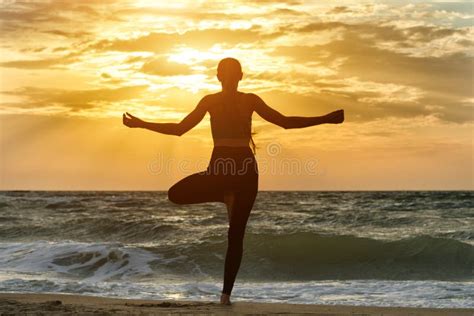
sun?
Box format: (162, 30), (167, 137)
(168, 47), (218, 66)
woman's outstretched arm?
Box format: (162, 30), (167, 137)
(251, 93), (344, 129)
(123, 96), (209, 136)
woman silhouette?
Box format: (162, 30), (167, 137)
(123, 57), (344, 305)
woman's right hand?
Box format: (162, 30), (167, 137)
(123, 112), (145, 128)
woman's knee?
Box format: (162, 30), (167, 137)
(168, 184), (184, 204)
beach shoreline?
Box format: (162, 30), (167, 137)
(0, 293), (471, 315)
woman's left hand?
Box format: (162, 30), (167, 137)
(325, 109), (344, 124)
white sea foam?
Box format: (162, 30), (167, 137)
(0, 241), (161, 282)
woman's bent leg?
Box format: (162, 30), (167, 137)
(168, 172), (223, 204)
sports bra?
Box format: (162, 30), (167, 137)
(207, 92), (253, 147)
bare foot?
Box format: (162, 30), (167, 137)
(220, 293), (231, 305)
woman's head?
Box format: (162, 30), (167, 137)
(217, 58), (242, 90)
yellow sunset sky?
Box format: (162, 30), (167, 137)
(0, 0), (473, 190)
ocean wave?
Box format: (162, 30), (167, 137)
(0, 217), (182, 244)
(0, 242), (162, 282)
(172, 232), (474, 281)
(1, 233), (471, 283)
(1, 191), (473, 247)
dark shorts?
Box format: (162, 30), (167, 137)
(168, 146), (258, 204)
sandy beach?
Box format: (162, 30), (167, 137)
(0, 293), (471, 315)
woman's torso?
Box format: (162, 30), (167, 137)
(207, 91), (253, 148)
(203, 91), (258, 181)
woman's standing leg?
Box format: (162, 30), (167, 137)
(220, 191), (235, 305)
(221, 187), (257, 301)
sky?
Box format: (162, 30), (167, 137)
(0, 0), (473, 190)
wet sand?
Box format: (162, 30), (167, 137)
(0, 293), (472, 315)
